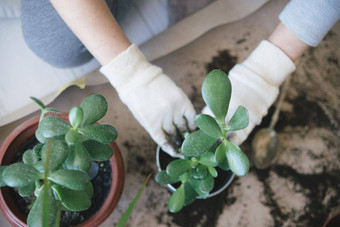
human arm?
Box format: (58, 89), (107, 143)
(50, 0), (196, 156)
(204, 0), (340, 145)
(49, 0), (130, 65)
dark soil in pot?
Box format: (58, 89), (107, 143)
(6, 135), (113, 227)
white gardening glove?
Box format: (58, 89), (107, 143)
(203, 40), (296, 145)
(100, 44), (196, 157)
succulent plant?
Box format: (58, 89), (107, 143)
(155, 70), (250, 213)
(0, 94), (117, 226)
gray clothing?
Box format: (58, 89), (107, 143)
(280, 0), (340, 46)
(20, 0), (133, 68)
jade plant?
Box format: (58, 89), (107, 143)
(0, 94), (118, 226)
(155, 70), (250, 213)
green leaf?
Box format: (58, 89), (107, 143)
(202, 70), (231, 122)
(208, 166), (218, 178)
(23, 149), (39, 165)
(33, 162), (45, 173)
(0, 166), (7, 187)
(51, 184), (91, 212)
(78, 124), (118, 144)
(35, 128), (47, 143)
(48, 169), (89, 191)
(30, 96), (45, 110)
(65, 129), (81, 145)
(218, 157), (230, 171)
(18, 183), (35, 196)
(33, 144), (43, 158)
(183, 182), (197, 206)
(155, 170), (179, 185)
(226, 142), (249, 176)
(2, 163), (42, 187)
(182, 130), (217, 157)
(39, 115), (71, 138)
(198, 151), (219, 167)
(215, 142), (227, 163)
(226, 106), (249, 131)
(80, 94), (108, 125)
(194, 114), (223, 139)
(63, 144), (92, 173)
(41, 138), (69, 171)
(192, 165), (208, 179)
(43, 108), (61, 114)
(69, 106), (84, 128)
(166, 159), (192, 179)
(27, 185), (58, 227)
(168, 183), (185, 213)
(117, 173), (152, 227)
(83, 140), (114, 161)
(190, 174), (214, 199)
(84, 181), (94, 199)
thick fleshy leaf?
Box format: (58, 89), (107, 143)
(69, 106), (84, 128)
(208, 166), (218, 178)
(39, 115), (70, 138)
(30, 96), (45, 110)
(80, 94), (108, 125)
(0, 166), (7, 187)
(35, 128), (47, 143)
(84, 181), (94, 199)
(202, 70), (231, 122)
(78, 124), (118, 144)
(215, 142), (227, 163)
(182, 130), (217, 157)
(23, 149), (39, 165)
(184, 182), (197, 206)
(33, 162), (44, 173)
(166, 159), (192, 179)
(65, 129), (81, 145)
(41, 138), (69, 171)
(168, 183), (185, 213)
(33, 144), (43, 158)
(63, 144), (92, 172)
(192, 165), (208, 179)
(155, 170), (179, 185)
(194, 114), (222, 139)
(52, 184), (91, 212)
(226, 106), (249, 131)
(18, 183), (35, 196)
(27, 185), (58, 227)
(2, 163), (42, 187)
(190, 174), (214, 198)
(83, 140), (114, 161)
(198, 151), (218, 167)
(48, 169), (89, 191)
(226, 142), (249, 176)
(218, 157), (230, 171)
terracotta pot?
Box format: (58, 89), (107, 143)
(156, 146), (234, 198)
(0, 114), (125, 227)
(323, 212), (340, 227)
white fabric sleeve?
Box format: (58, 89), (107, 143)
(279, 0), (340, 46)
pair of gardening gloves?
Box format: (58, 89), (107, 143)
(100, 41), (295, 157)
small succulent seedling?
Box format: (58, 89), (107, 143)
(156, 70), (250, 213)
(0, 94), (118, 226)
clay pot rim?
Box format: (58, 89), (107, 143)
(0, 113), (125, 227)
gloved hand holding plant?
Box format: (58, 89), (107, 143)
(156, 69), (250, 213)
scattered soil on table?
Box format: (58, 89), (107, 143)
(205, 50), (237, 74)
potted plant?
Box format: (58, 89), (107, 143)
(155, 69), (250, 213)
(0, 94), (124, 226)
